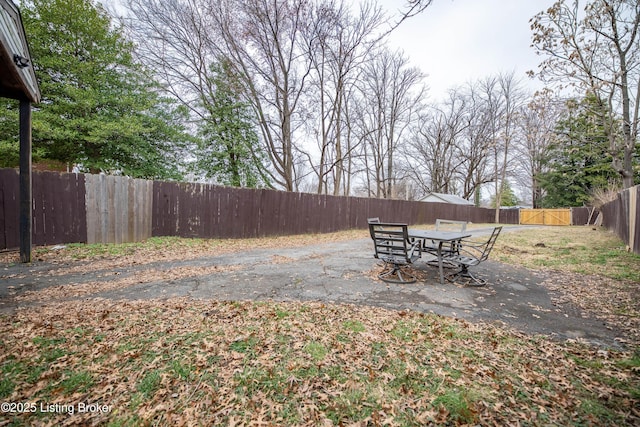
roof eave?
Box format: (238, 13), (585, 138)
(0, 0), (41, 103)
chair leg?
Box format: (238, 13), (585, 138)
(446, 265), (487, 287)
(379, 263), (417, 284)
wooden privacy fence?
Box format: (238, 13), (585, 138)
(520, 209), (573, 225)
(600, 184), (640, 254)
(0, 169), (87, 248)
(151, 181), (519, 239)
(1, 168), (523, 249)
(85, 174), (153, 244)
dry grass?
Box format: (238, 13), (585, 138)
(1, 299), (638, 426)
(1, 225), (639, 426)
(0, 230), (367, 267)
(492, 226), (640, 282)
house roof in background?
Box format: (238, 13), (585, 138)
(0, 0), (40, 102)
(421, 192), (474, 205)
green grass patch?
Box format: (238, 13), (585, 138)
(494, 226), (640, 281)
(433, 388), (479, 425)
(343, 320), (365, 333)
(229, 335), (260, 355)
(304, 341), (328, 361)
(137, 370), (161, 399)
(60, 370), (94, 394)
(170, 360), (194, 381)
(0, 376), (14, 399)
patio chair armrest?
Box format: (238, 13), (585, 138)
(457, 239), (486, 252)
(408, 239), (422, 258)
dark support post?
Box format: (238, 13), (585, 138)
(19, 99), (32, 263)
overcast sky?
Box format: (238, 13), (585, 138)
(108, 0), (558, 102)
(379, 0), (558, 102)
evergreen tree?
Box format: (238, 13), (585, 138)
(195, 61), (268, 187)
(490, 180), (519, 208)
(0, 99), (22, 168)
(539, 96), (620, 207)
(0, 0), (190, 179)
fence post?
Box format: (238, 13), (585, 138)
(629, 187), (637, 252)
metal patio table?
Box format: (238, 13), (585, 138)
(408, 229), (472, 284)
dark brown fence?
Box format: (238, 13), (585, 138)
(570, 207), (600, 226)
(2, 169), (520, 249)
(0, 169), (86, 248)
(151, 181), (517, 239)
(601, 185), (639, 254)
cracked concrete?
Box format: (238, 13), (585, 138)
(0, 227), (625, 349)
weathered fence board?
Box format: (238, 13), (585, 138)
(34, 171), (86, 245)
(85, 174), (152, 244)
(601, 185), (640, 254)
(570, 207), (600, 226)
(628, 188), (637, 253)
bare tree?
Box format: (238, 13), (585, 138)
(474, 73), (526, 218)
(127, 0), (314, 191)
(355, 48), (425, 198)
(302, 0), (384, 195)
(124, 0), (437, 192)
(125, 0), (221, 121)
(531, 0), (640, 188)
(514, 89), (566, 207)
(215, 0), (314, 191)
(125, 0), (275, 186)
(494, 73), (526, 219)
(406, 89), (468, 196)
(404, 82), (502, 205)
(457, 83), (495, 204)
(384, 0), (434, 34)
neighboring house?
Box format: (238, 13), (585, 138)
(420, 192), (474, 206)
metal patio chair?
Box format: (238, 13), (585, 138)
(443, 226), (502, 286)
(369, 222), (422, 284)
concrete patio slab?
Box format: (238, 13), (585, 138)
(0, 228), (624, 349)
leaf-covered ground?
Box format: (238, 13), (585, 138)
(492, 226), (640, 347)
(1, 226), (639, 426)
(1, 299), (638, 426)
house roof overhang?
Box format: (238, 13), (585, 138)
(0, 0), (40, 103)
